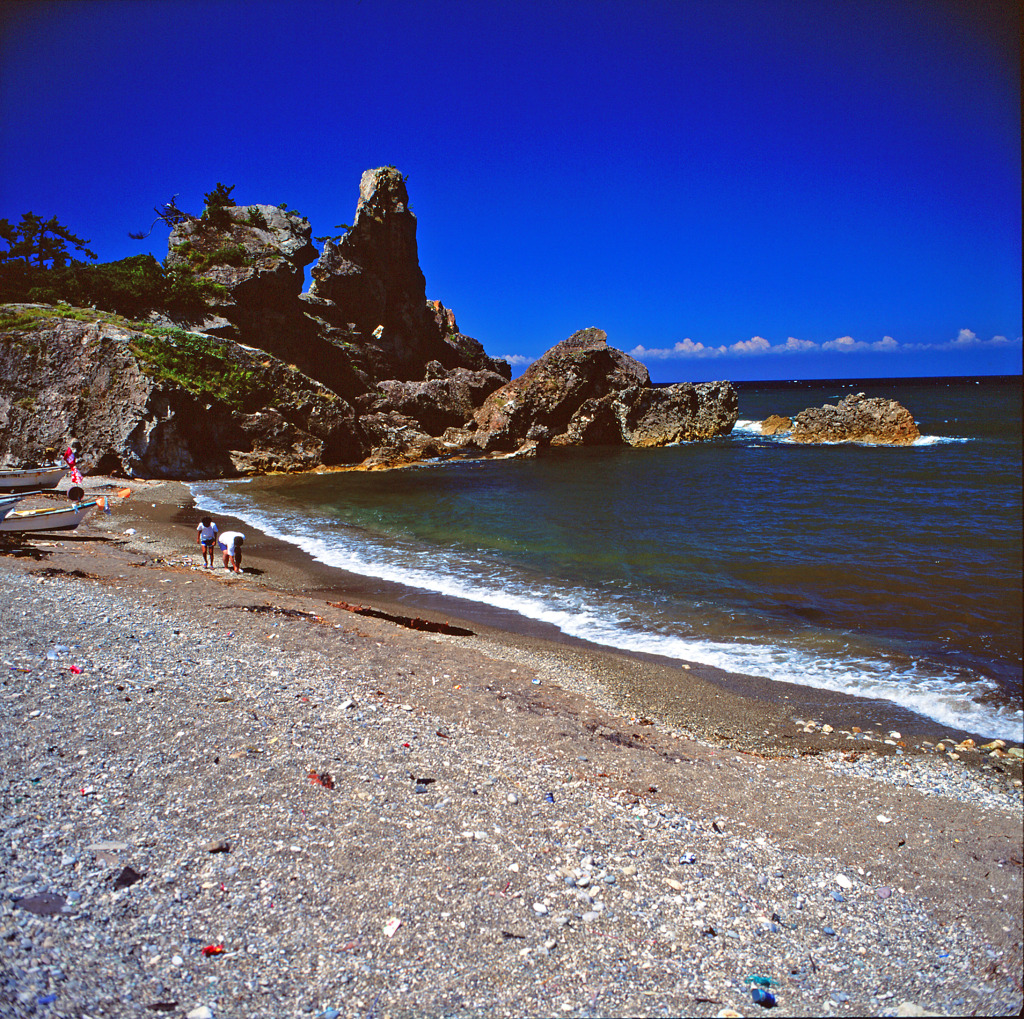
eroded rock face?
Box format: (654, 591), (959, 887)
(308, 168), (509, 381)
(472, 327), (738, 452)
(361, 363), (509, 438)
(166, 204), (317, 342)
(788, 393), (920, 445)
(0, 309), (364, 478)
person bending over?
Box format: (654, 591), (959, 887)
(196, 516), (219, 567)
(218, 531), (245, 573)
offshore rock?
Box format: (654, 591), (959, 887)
(471, 327), (737, 452)
(307, 167), (509, 381)
(0, 307), (364, 478)
(788, 393), (920, 445)
(760, 414), (792, 436)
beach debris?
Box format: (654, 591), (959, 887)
(203, 839), (231, 854)
(834, 873), (853, 889)
(146, 1005), (178, 1014)
(751, 987), (776, 1007)
(382, 917), (402, 937)
(745, 975), (778, 987)
(14, 892), (65, 915)
(201, 944), (225, 957)
(186, 1007), (215, 1019)
(87, 840), (129, 853)
(237, 603), (324, 622)
(544, 792), (555, 803)
(114, 866), (144, 889)
(327, 599), (474, 636)
(876, 814), (892, 824)
(69, 664), (82, 674)
(308, 771), (335, 790)
(318, 1010), (342, 1019)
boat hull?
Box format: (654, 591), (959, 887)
(0, 467), (67, 491)
(0, 497), (24, 521)
(0, 501), (96, 532)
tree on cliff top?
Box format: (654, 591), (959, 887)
(0, 212), (98, 269)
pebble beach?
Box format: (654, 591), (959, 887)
(1, 480), (1021, 1018)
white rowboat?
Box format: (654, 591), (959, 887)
(0, 466), (67, 490)
(0, 495), (24, 521)
(0, 501), (97, 532)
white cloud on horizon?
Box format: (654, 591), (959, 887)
(499, 353), (534, 367)
(628, 330), (1021, 361)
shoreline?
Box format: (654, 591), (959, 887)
(123, 475), (1022, 759)
(1, 477), (1021, 1017)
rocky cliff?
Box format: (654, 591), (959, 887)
(1, 168), (739, 477)
(786, 393), (920, 445)
(0, 306), (363, 478)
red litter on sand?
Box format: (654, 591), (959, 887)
(308, 771), (334, 790)
(202, 944), (225, 957)
(69, 665), (82, 674)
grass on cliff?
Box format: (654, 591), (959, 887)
(127, 327), (273, 411)
(0, 303), (271, 411)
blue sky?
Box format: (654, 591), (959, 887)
(1, 0), (1019, 382)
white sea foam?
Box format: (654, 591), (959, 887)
(913, 435), (971, 446)
(193, 481), (1024, 742)
(732, 419), (764, 434)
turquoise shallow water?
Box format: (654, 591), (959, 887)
(193, 376), (1022, 741)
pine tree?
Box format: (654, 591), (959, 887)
(0, 212), (98, 269)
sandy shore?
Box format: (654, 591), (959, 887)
(1, 478), (1021, 1017)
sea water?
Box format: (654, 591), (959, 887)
(193, 376), (1022, 741)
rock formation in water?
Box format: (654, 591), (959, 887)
(759, 414), (792, 436)
(469, 327), (738, 454)
(784, 393), (920, 445)
(0, 168), (740, 476)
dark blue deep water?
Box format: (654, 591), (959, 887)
(194, 376), (1022, 740)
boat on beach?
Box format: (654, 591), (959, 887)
(0, 494), (25, 520)
(0, 465), (67, 490)
(0, 500), (97, 532)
